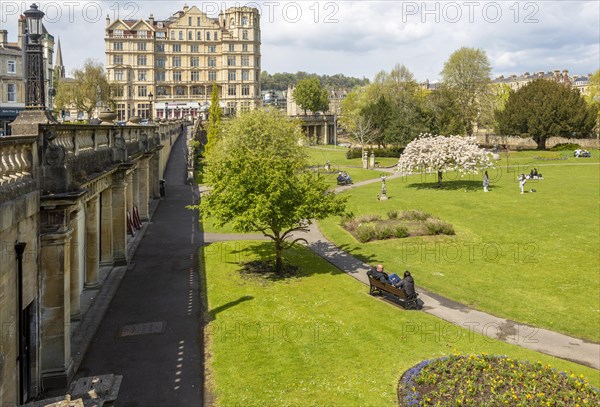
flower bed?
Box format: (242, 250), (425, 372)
(341, 210), (455, 243)
(398, 353), (599, 406)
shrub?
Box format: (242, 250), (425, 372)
(399, 210), (431, 221)
(550, 143), (581, 151)
(394, 225), (409, 238)
(355, 223), (377, 243)
(374, 225), (396, 240)
(356, 214), (382, 223)
(424, 218), (455, 235)
(387, 210), (398, 219)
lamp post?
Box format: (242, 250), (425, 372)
(165, 102), (169, 120)
(24, 3), (45, 110)
(147, 92), (153, 122)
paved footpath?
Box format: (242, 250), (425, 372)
(290, 223), (600, 370)
(286, 175), (600, 370)
(74, 129), (205, 406)
(201, 168), (600, 370)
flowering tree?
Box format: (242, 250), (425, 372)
(397, 134), (492, 187)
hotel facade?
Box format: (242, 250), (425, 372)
(105, 5), (261, 121)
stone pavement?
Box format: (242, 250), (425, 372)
(72, 128), (205, 406)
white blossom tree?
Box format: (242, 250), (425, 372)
(397, 134), (492, 187)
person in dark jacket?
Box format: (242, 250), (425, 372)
(367, 264), (389, 283)
(398, 270), (415, 296)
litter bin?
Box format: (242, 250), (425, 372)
(159, 179), (166, 197)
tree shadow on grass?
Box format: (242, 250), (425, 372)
(407, 180), (502, 191)
(206, 295), (254, 322)
(219, 241), (378, 280)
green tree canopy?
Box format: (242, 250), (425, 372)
(261, 71), (369, 91)
(54, 59), (115, 122)
(292, 78), (330, 114)
(197, 109), (346, 273)
(340, 64), (430, 147)
(205, 84), (222, 155)
(495, 79), (598, 149)
(441, 47), (492, 135)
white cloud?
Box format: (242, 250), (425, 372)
(2, 0), (597, 82)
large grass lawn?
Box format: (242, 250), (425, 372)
(203, 241), (600, 406)
(318, 157), (600, 341)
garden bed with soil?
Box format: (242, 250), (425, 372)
(341, 210), (455, 243)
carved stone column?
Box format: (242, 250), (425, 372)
(151, 149), (163, 199)
(132, 166), (140, 212)
(69, 204), (83, 320)
(125, 171), (134, 216)
(138, 155), (151, 220)
(112, 169), (129, 266)
(99, 188), (113, 266)
(85, 195), (100, 288)
(39, 200), (79, 390)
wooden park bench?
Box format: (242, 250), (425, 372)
(368, 275), (419, 310)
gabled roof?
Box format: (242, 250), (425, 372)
(126, 19), (155, 31)
(106, 19), (134, 30)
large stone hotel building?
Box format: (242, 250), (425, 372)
(105, 4), (261, 121)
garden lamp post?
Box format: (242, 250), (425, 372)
(24, 3), (45, 110)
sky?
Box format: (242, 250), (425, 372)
(1, 0), (598, 82)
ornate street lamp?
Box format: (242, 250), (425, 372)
(147, 92), (154, 121)
(165, 102), (169, 119)
(23, 3), (45, 110)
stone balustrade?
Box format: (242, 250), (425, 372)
(0, 135), (38, 204)
(0, 118), (186, 404)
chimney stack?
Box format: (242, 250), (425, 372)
(149, 14), (154, 26)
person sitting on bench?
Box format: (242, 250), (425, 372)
(398, 271), (416, 297)
(368, 264), (389, 283)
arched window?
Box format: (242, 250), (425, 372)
(188, 31), (193, 40)
(242, 16), (248, 26)
(206, 31), (211, 40)
(230, 18), (235, 28)
(197, 31), (202, 40)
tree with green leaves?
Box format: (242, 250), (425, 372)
(495, 79), (597, 149)
(441, 47), (492, 136)
(54, 59), (114, 122)
(586, 70), (600, 134)
(340, 64), (429, 147)
(197, 109), (346, 274)
(292, 77), (330, 114)
(205, 84), (222, 154)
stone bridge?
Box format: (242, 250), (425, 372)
(0, 117), (185, 404)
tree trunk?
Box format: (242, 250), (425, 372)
(536, 137), (546, 150)
(274, 238), (283, 274)
(437, 171), (443, 188)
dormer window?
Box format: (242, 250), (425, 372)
(230, 18), (234, 27)
(137, 30), (147, 38)
(242, 16), (248, 26)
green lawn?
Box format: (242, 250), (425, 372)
(318, 158), (600, 341)
(203, 241), (600, 407)
(305, 146), (400, 169)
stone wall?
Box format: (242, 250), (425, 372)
(476, 133), (600, 150)
(0, 118), (185, 405)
